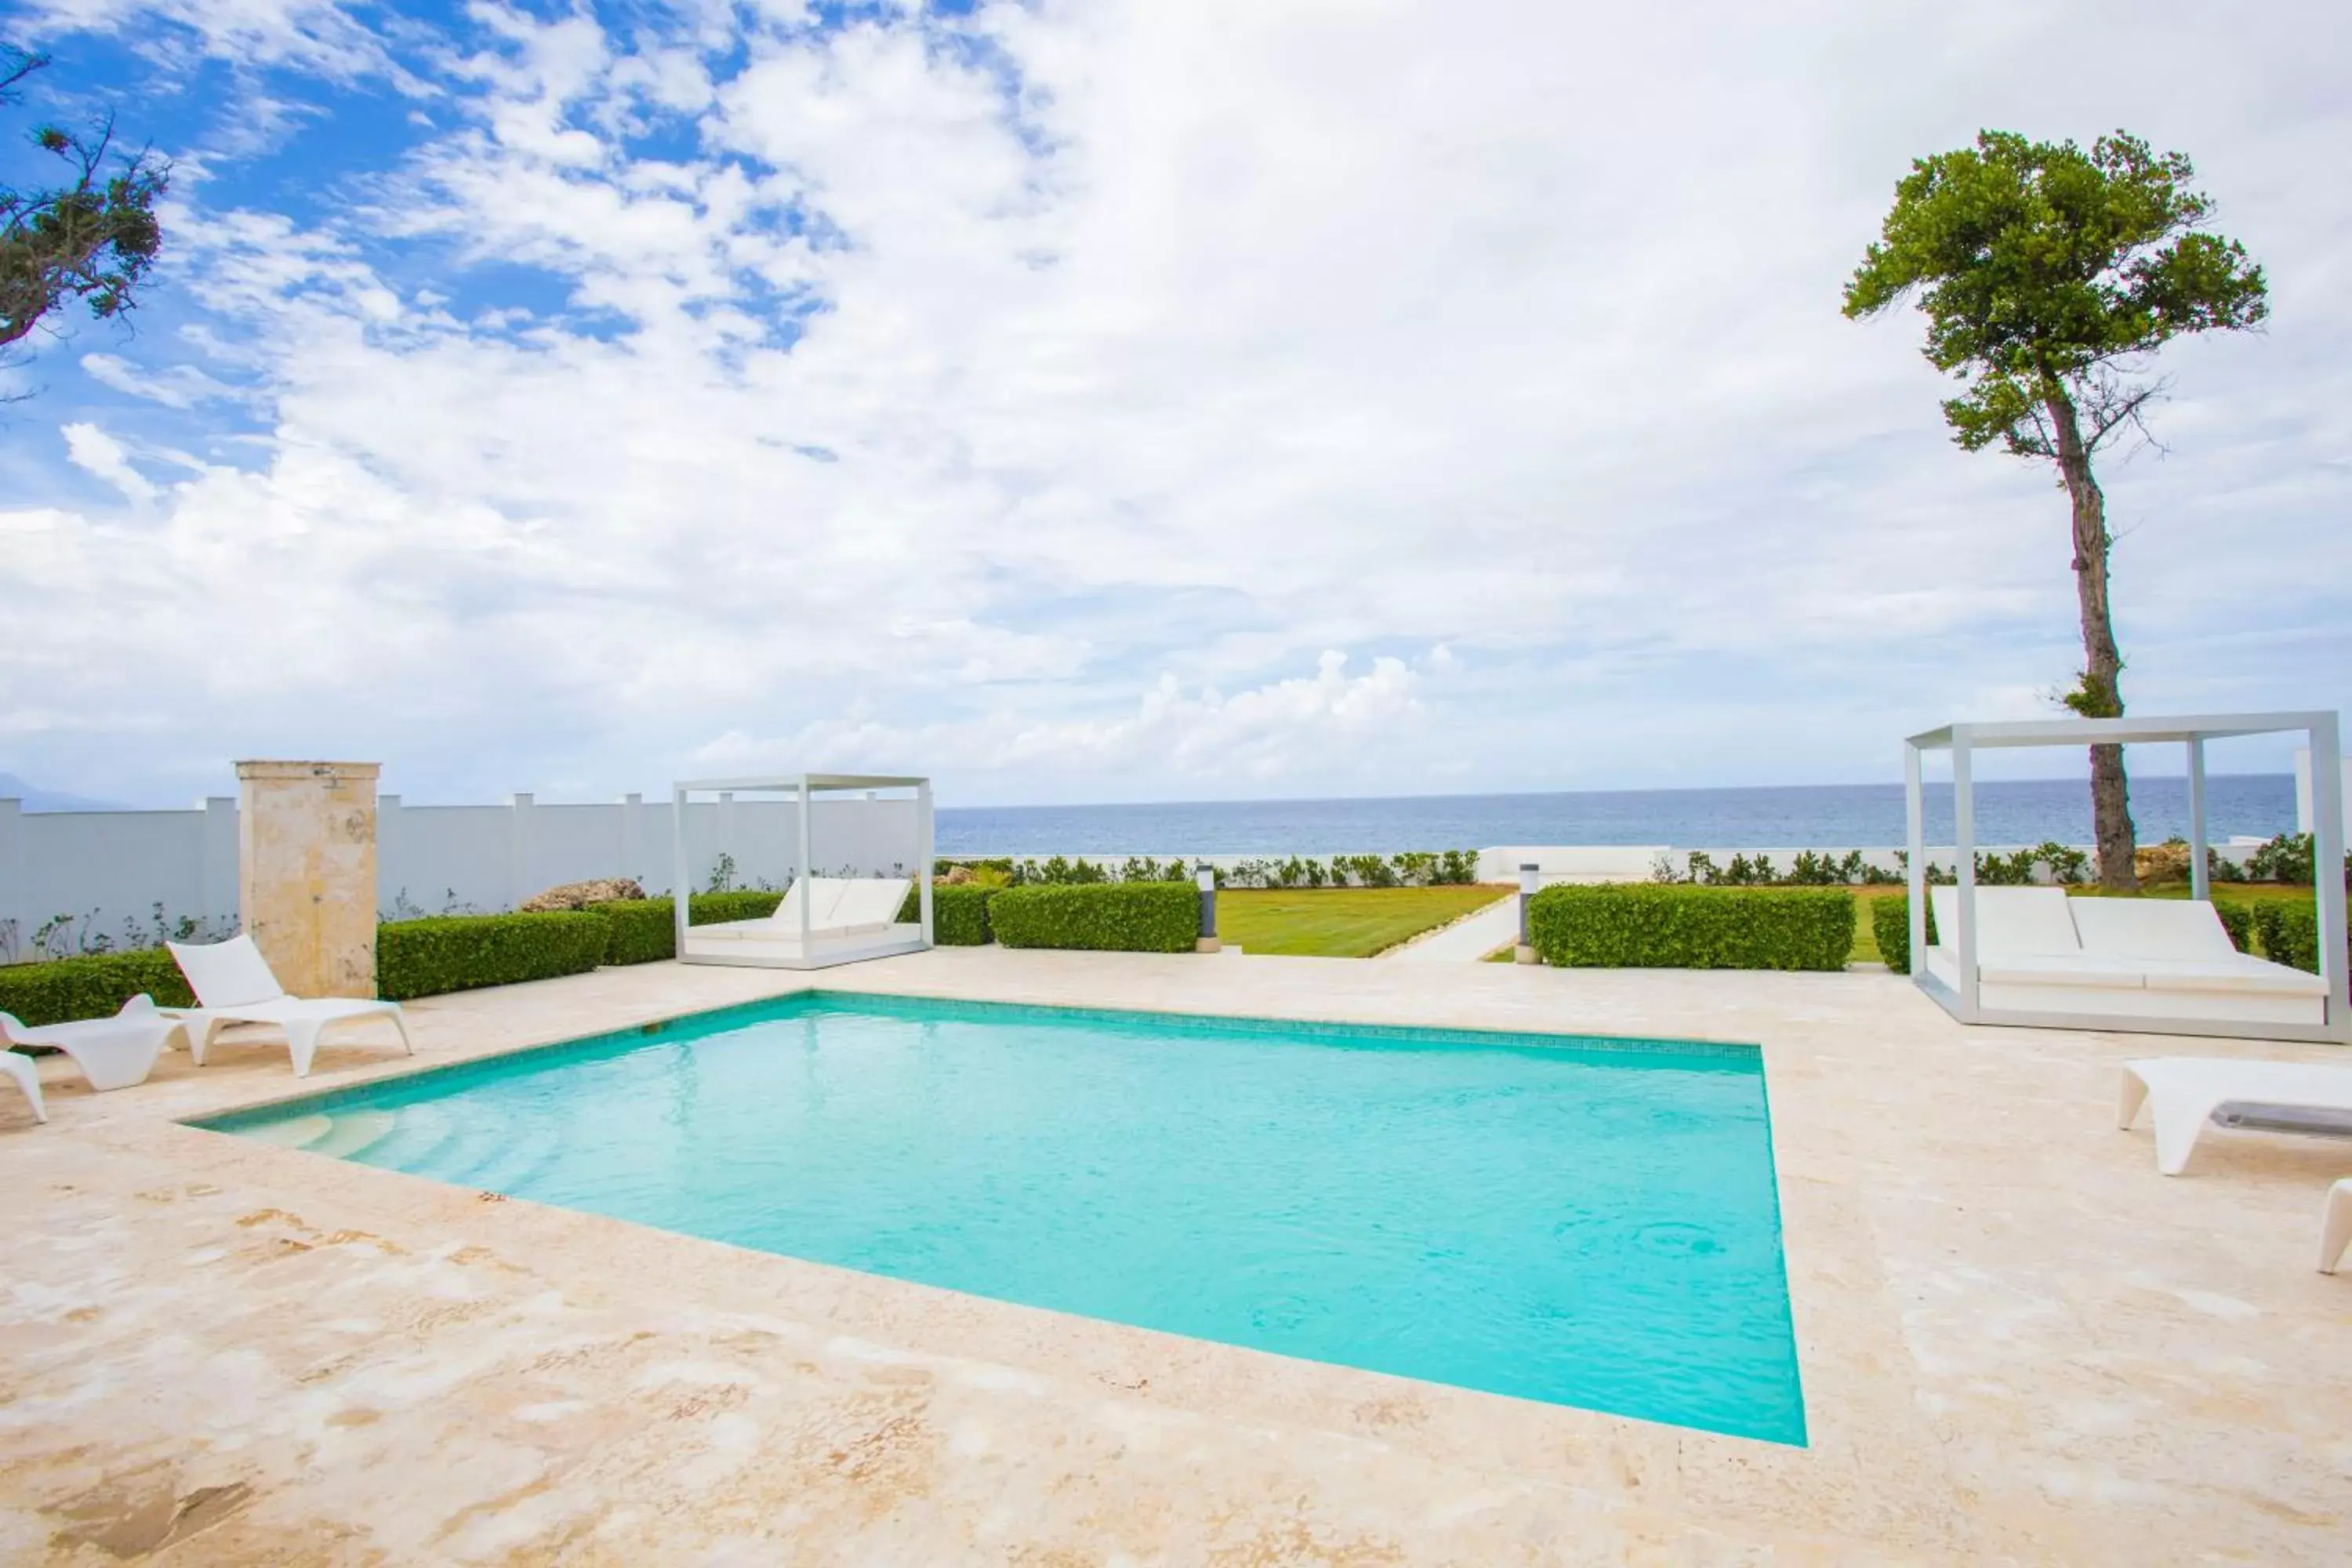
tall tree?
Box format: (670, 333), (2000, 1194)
(1, 45), (169, 367)
(1845, 130), (2266, 891)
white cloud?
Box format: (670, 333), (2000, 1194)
(5, 0), (2350, 806)
(60, 423), (157, 503)
(692, 648), (1429, 789)
(79, 353), (244, 410)
(24, 0), (405, 83)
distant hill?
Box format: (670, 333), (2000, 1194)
(0, 772), (127, 811)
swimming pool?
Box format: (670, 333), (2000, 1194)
(201, 993), (1806, 1443)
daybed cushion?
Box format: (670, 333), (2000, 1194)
(2132, 956), (2328, 996)
(1929, 886), (2082, 956)
(2067, 898), (2240, 961)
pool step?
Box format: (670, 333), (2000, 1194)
(308, 1111), (397, 1160)
(241, 1114), (333, 1149)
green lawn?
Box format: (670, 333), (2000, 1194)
(1217, 885), (1510, 958)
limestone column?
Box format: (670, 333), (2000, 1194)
(237, 760), (380, 999)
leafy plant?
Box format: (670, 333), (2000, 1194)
(0, 47), (171, 380)
(2241, 832), (2347, 887)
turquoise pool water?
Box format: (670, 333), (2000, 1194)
(201, 993), (1806, 1443)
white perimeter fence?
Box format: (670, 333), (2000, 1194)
(0, 793), (921, 963)
(5, 786), (2241, 966)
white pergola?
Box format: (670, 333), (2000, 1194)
(1904, 712), (2347, 1044)
(670, 772), (934, 968)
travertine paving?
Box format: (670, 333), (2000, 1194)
(2, 949), (2347, 1564)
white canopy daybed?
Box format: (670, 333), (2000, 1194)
(671, 773), (934, 971)
(1904, 712), (2347, 1044)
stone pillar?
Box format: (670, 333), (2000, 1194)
(237, 760), (380, 999)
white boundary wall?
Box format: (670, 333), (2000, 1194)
(0, 793), (920, 960)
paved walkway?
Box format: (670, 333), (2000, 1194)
(1385, 890), (1517, 960)
(5, 950), (2348, 1563)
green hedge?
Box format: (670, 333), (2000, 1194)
(2251, 902), (2337, 975)
(575, 891), (786, 966)
(588, 898), (677, 965)
(1872, 895), (1916, 972)
(688, 891), (786, 925)
(0, 948), (194, 1029)
(378, 913), (612, 1000)
(1527, 885), (1855, 971)
(902, 884), (995, 946)
(987, 883), (1199, 953)
(2212, 899), (2255, 955)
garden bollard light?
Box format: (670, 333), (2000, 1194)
(1515, 862), (1540, 964)
(1196, 867), (1221, 953)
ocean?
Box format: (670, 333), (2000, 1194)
(935, 775), (2300, 857)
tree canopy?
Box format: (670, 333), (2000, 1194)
(1842, 129), (2266, 462)
(1, 45), (170, 361)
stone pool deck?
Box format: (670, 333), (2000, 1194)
(2, 951), (2347, 1565)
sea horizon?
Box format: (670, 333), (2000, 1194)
(935, 773), (2301, 857)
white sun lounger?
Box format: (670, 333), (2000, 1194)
(165, 935), (413, 1079)
(2321, 1179), (2352, 1275)
(2118, 1057), (2352, 1175)
(2, 1047), (44, 1123)
(1, 995), (189, 1093)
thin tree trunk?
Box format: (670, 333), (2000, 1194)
(2046, 389), (2137, 891)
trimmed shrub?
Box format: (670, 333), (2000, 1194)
(2212, 899), (2254, 954)
(1870, 895), (1931, 973)
(1527, 885), (1854, 971)
(378, 913), (611, 1000)
(0, 948), (194, 1028)
(988, 883), (1199, 953)
(690, 891), (786, 924)
(2251, 902), (2336, 975)
(574, 891), (788, 966)
(893, 884), (995, 945)
(586, 898), (678, 965)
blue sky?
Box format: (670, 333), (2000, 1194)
(3, 0), (2349, 808)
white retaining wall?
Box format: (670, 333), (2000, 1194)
(0, 793), (920, 961)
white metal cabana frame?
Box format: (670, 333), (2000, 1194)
(670, 773), (935, 970)
(1904, 712), (2348, 1044)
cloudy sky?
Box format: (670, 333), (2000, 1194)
(2, 0), (2347, 808)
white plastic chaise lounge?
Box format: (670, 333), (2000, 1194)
(164, 935), (412, 1079)
(2117, 1058), (2352, 1175)
(1926, 886), (2328, 1028)
(1, 995), (189, 1094)
(2, 1047), (43, 1123)
(2321, 1180), (2352, 1275)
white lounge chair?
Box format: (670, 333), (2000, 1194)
(2321, 1179), (2352, 1275)
(1, 995), (187, 1092)
(164, 935), (413, 1079)
(1929, 887), (2328, 1028)
(2, 1048), (43, 1123)
(2118, 1057), (2352, 1175)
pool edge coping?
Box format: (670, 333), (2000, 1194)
(180, 977), (1767, 1132)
